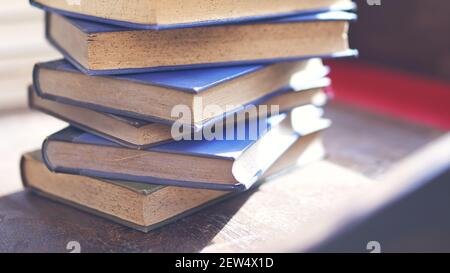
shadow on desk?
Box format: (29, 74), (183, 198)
(0, 160), (377, 253)
(0, 189), (252, 253)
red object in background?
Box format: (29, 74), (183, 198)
(326, 60), (450, 130)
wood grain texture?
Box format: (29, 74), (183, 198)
(0, 160), (373, 253)
(0, 102), (443, 252)
(323, 103), (443, 177)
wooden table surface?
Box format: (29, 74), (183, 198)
(0, 102), (443, 252)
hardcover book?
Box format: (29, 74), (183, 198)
(33, 58), (329, 127)
(42, 109), (330, 191)
(44, 11), (357, 75)
(31, 0), (354, 30)
(29, 82), (329, 149)
(22, 128), (325, 231)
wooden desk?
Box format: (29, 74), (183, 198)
(0, 102), (443, 252)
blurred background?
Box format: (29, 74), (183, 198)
(353, 0), (450, 80)
(329, 0), (450, 130)
(0, 0), (449, 194)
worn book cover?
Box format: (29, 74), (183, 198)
(45, 11), (357, 75)
(31, 0), (355, 30)
(42, 112), (330, 191)
(33, 59), (330, 127)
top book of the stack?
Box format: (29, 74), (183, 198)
(31, 0), (355, 29)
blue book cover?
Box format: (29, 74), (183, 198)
(45, 11), (358, 75)
(33, 59), (330, 128)
(42, 112), (330, 191)
(31, 0), (356, 30)
(35, 59), (271, 94)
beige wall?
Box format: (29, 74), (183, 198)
(0, 2), (60, 111)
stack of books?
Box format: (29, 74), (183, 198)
(21, 0), (357, 232)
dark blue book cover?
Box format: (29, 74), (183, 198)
(45, 11), (358, 75)
(31, 0), (356, 30)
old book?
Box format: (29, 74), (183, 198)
(44, 11), (357, 75)
(21, 129), (325, 232)
(42, 110), (330, 191)
(22, 151), (230, 232)
(33, 58), (329, 126)
(31, 0), (355, 29)
(29, 83), (329, 149)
